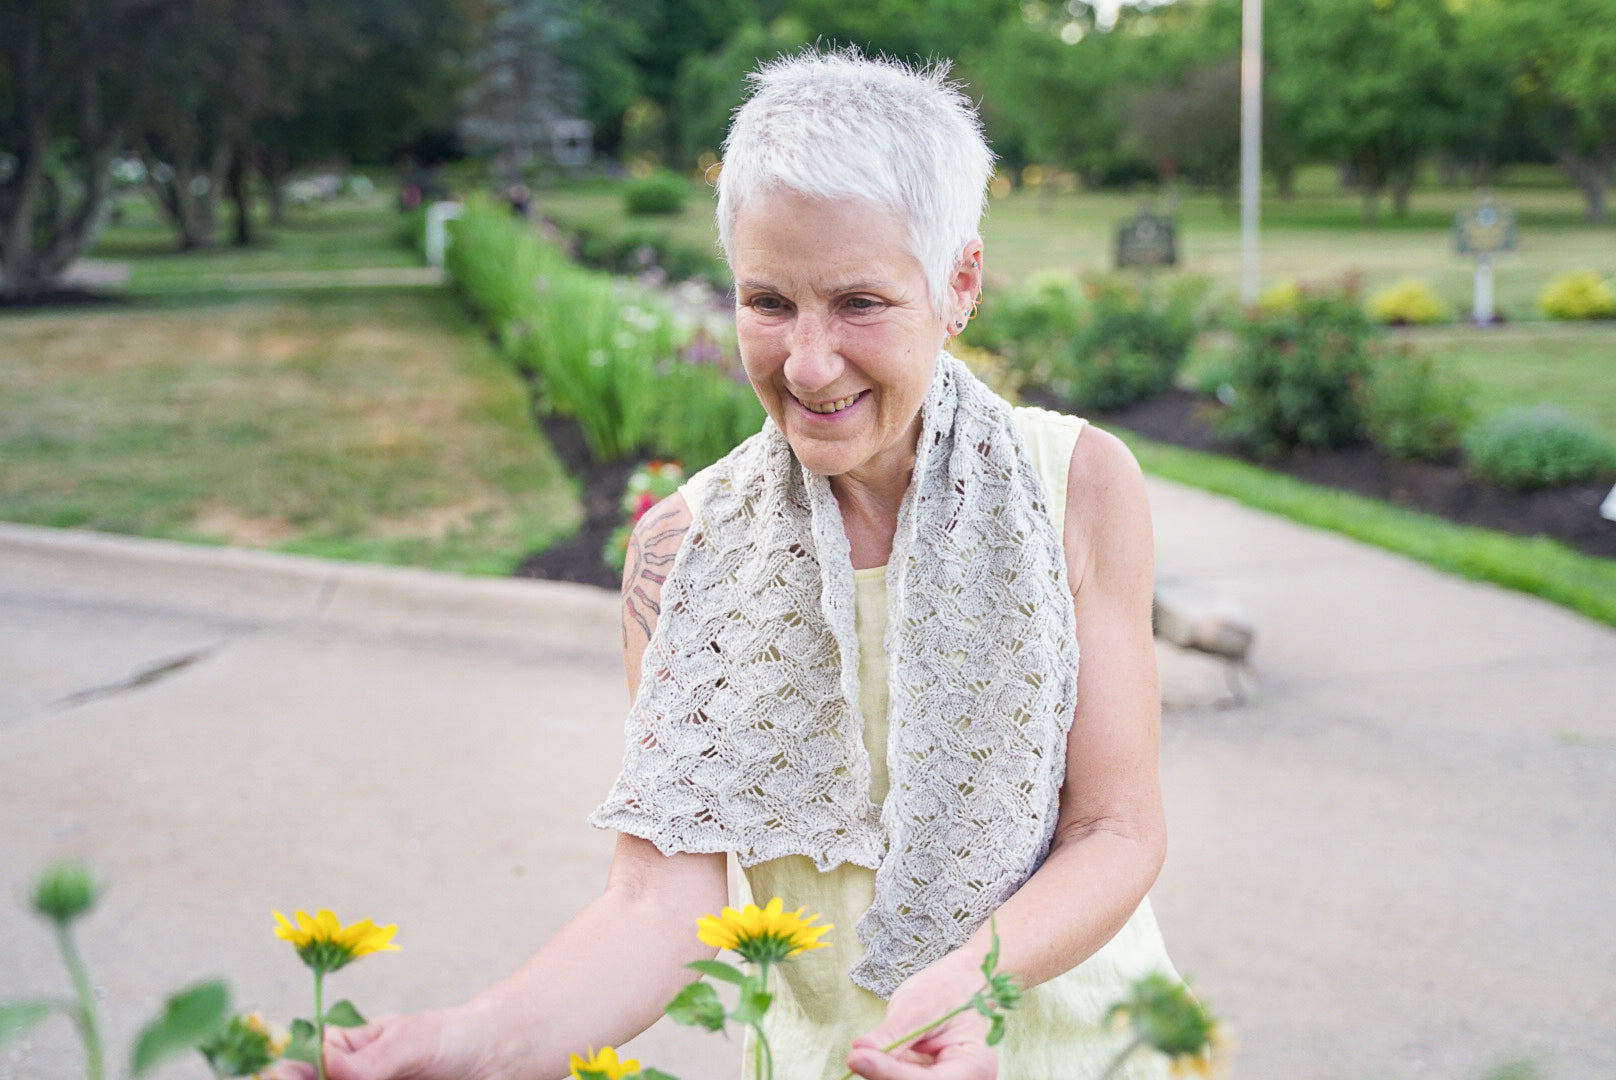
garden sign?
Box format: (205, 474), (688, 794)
(1115, 209), (1178, 272)
(1454, 197), (1516, 324)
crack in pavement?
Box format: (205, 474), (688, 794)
(50, 646), (217, 710)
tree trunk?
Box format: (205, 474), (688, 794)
(1391, 176), (1414, 217)
(229, 143), (254, 247)
(1274, 165), (1296, 200)
(0, 35), (120, 297)
(1361, 186), (1383, 223)
(262, 148), (290, 225)
(1557, 141), (1614, 224)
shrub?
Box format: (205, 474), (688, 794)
(1256, 279), (1300, 315)
(623, 170), (691, 216)
(1219, 281), (1375, 455)
(565, 220), (729, 289)
(1463, 406), (1616, 489)
(603, 461), (686, 574)
(963, 270), (1086, 384)
(1367, 279), (1448, 325)
(1360, 346), (1473, 460)
(1051, 275), (1206, 411)
(1538, 271), (1616, 320)
(653, 362), (766, 472)
(447, 197), (759, 468)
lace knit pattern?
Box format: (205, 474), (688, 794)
(590, 354), (1079, 997)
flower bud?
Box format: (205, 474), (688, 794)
(31, 861), (99, 923)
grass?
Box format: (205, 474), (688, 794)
(1408, 324), (1616, 442)
(1, 200), (578, 575)
(1119, 433), (1616, 630)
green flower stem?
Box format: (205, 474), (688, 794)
(314, 968), (328, 1080)
(1099, 1035), (1147, 1080)
(753, 962), (774, 1080)
(52, 921), (104, 1080)
(835, 1003), (973, 1080)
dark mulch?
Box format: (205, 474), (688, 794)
(515, 389), (1615, 593)
(1094, 388), (1616, 562)
(512, 415), (637, 590)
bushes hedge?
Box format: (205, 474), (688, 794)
(966, 271), (1207, 413)
(1367, 279), (1448, 325)
(622, 170), (692, 216)
(1539, 271), (1616, 320)
(446, 197), (761, 470)
(1218, 282), (1375, 455)
(1360, 346), (1474, 461)
(1463, 407), (1616, 489)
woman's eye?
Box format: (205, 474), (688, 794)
(748, 295), (787, 314)
(844, 296), (883, 314)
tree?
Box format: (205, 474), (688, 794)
(672, 15), (811, 167)
(1269, 0), (1467, 219)
(458, 0), (586, 178)
(256, 0), (468, 223)
(0, 0), (160, 297)
(1119, 57), (1242, 203)
(1467, 0), (1616, 221)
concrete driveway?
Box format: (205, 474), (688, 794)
(2, 477), (1613, 1080)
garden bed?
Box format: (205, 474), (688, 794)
(1095, 387), (1616, 562)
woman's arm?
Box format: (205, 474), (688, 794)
(320, 494), (728, 1080)
(849, 427), (1164, 1079)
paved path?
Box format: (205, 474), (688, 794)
(2, 479), (1613, 1080)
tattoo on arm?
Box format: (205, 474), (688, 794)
(623, 504), (688, 647)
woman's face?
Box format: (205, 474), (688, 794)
(730, 192), (969, 486)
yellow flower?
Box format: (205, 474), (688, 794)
(1168, 1022), (1232, 1078)
(273, 909), (400, 973)
(696, 897), (832, 966)
(570, 1045), (640, 1080)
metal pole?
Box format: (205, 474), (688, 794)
(1240, 0), (1263, 306)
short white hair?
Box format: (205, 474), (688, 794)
(716, 47), (995, 315)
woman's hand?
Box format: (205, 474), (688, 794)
(270, 1006), (508, 1080)
(845, 968), (998, 1080)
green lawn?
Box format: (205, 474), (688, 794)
(0, 198), (577, 575)
(90, 194), (422, 296)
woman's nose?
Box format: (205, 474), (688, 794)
(784, 311), (842, 390)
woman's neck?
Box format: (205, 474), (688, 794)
(832, 468), (911, 570)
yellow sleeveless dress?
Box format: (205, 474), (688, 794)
(681, 407), (1178, 1080)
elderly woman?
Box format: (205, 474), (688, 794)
(324, 50), (1179, 1080)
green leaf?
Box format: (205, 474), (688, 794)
(729, 986), (772, 1027)
(985, 1012), (1007, 1047)
(0, 1000), (61, 1047)
(283, 1018), (319, 1064)
(980, 917), (1001, 981)
(323, 1000), (366, 1028)
(665, 981), (726, 1032)
(130, 980), (231, 1076)
(639, 1069), (683, 1080)
(684, 959), (748, 986)
(990, 973), (1023, 1011)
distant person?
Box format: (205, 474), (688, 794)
(308, 49), (1182, 1080)
(505, 182), (532, 219)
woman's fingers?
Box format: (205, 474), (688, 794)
(845, 1040), (996, 1080)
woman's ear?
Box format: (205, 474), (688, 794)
(948, 240), (985, 335)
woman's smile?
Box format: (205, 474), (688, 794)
(796, 390), (868, 415)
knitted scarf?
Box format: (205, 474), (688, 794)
(591, 352), (1078, 997)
